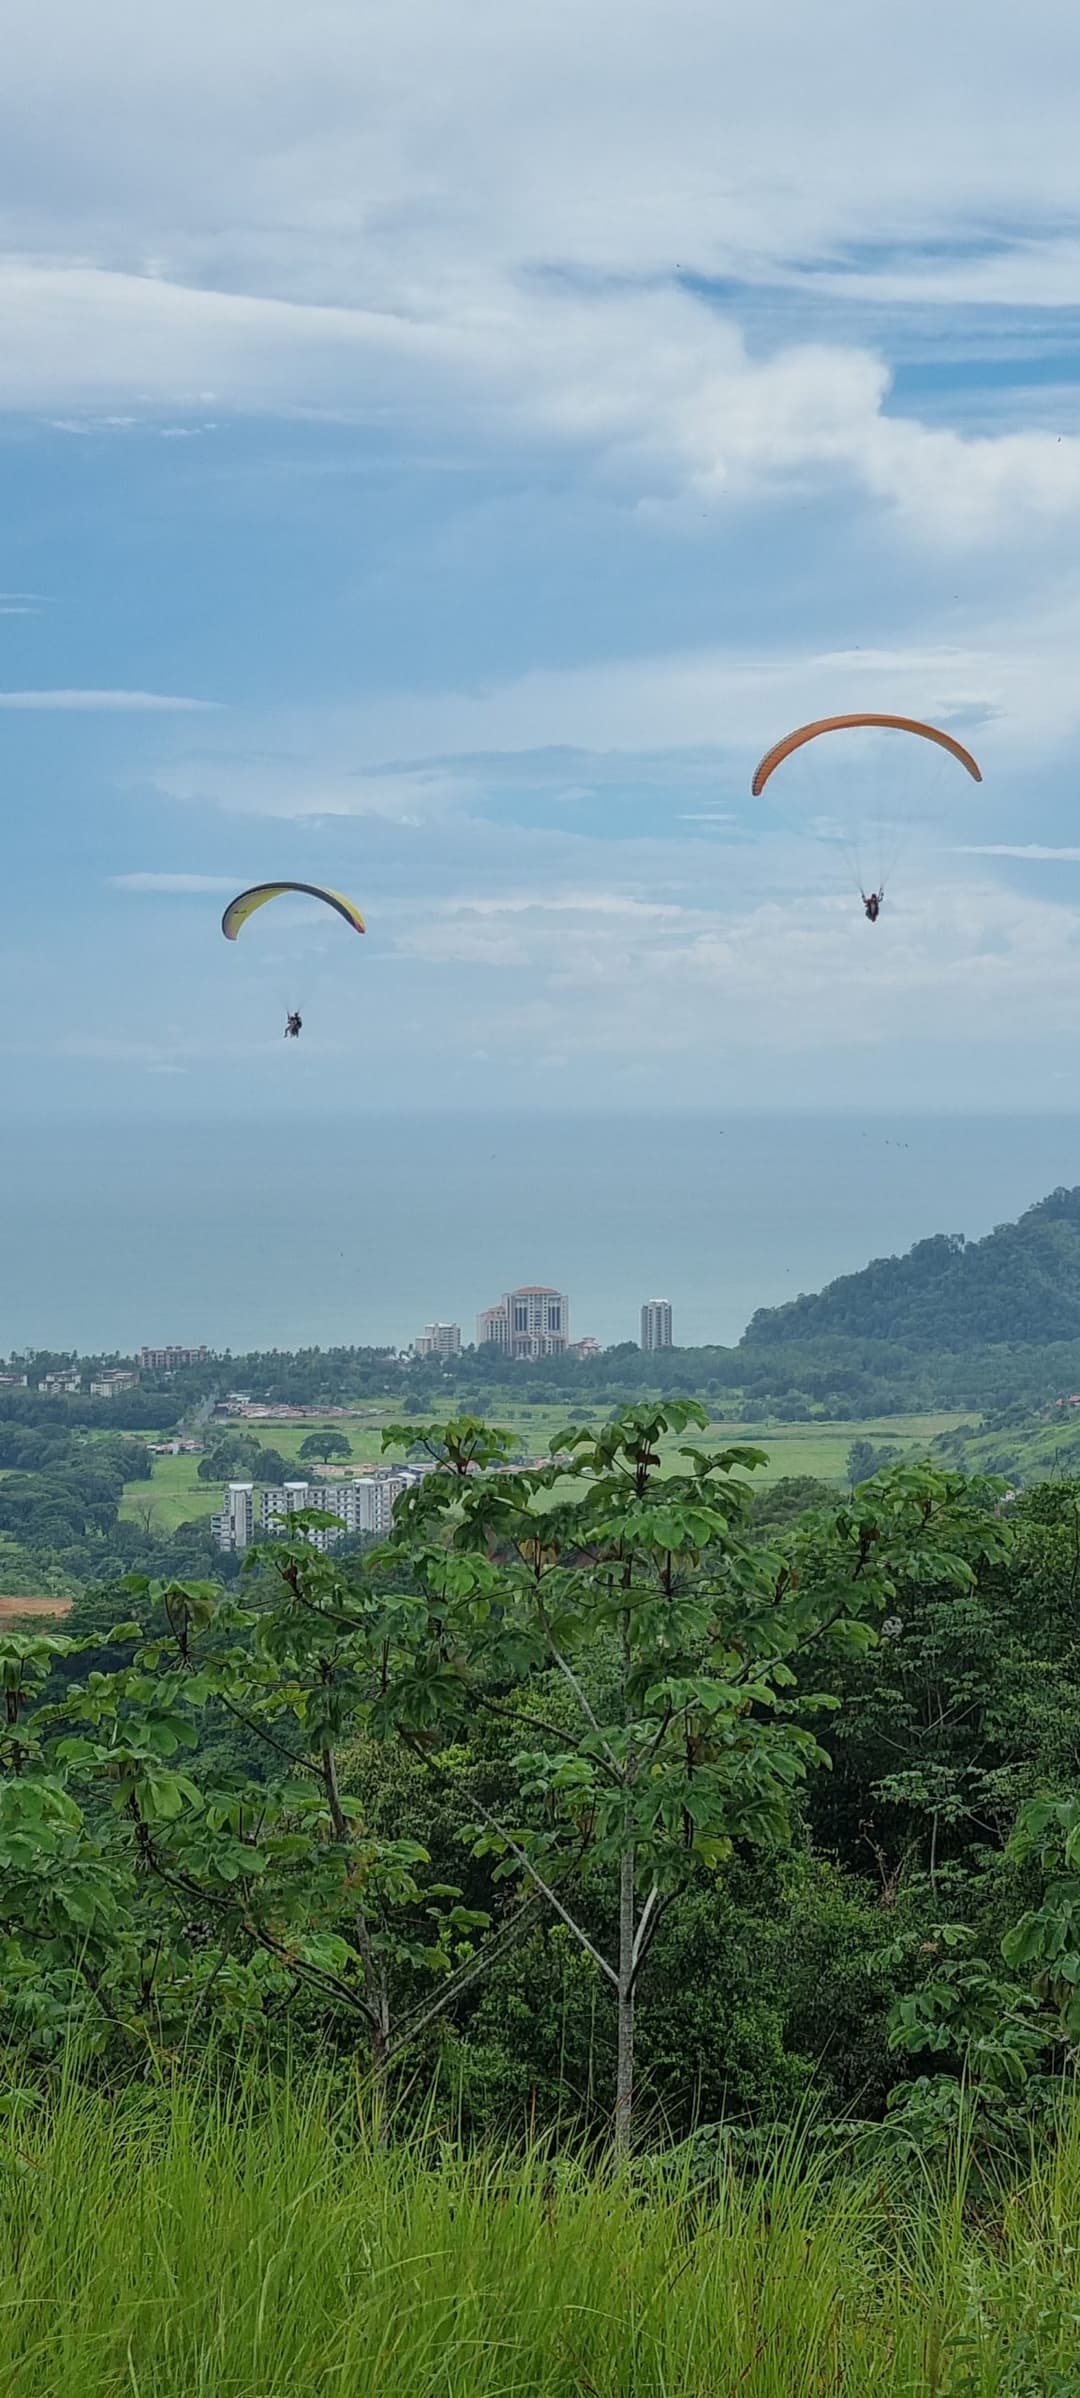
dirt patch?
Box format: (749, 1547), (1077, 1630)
(0, 1595), (73, 1622)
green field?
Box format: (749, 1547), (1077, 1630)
(935, 1408), (1080, 1484)
(119, 1407), (969, 1534)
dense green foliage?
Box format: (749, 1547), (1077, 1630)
(6, 1372), (1080, 2168)
(0, 1416), (232, 1591)
(0, 1381), (180, 1433)
(3, 1399), (1057, 2158)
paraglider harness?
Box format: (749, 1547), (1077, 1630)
(862, 889), (883, 924)
(284, 1011), (303, 1038)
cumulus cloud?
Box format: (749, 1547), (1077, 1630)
(1, 261), (1079, 544)
(12, 0), (1080, 1116)
(0, 2), (1079, 542)
(390, 873), (1080, 1072)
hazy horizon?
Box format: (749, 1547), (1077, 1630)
(5, 1110), (1080, 1359)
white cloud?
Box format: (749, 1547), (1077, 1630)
(0, 0), (1078, 545)
(0, 688), (218, 710)
(437, 892), (692, 920)
(4, 0), (1080, 298)
(232, 631), (1008, 780)
(110, 872), (240, 892)
(10, 0), (1080, 1113)
(151, 753), (474, 819)
(0, 260), (1077, 545)
(955, 845), (1080, 861)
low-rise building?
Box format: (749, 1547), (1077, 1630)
(215, 1469), (419, 1553)
(139, 1346), (210, 1371)
(0, 1372), (28, 1389)
(39, 1370), (83, 1397)
(89, 1369), (140, 1399)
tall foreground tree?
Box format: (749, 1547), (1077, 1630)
(0, 1408), (1003, 2142)
(382, 1405), (1004, 2143)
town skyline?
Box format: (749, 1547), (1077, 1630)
(1, 1285), (677, 1380)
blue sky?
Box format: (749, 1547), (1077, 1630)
(8, 0), (1080, 1116)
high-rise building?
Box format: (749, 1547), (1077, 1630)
(413, 1323), (462, 1358)
(477, 1287), (569, 1359)
(640, 1299), (673, 1351)
(211, 1482), (255, 1551)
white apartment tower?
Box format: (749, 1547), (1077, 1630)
(477, 1286), (569, 1359)
(211, 1482), (255, 1551)
(140, 1346), (210, 1371)
(413, 1323), (462, 1358)
(640, 1300), (673, 1351)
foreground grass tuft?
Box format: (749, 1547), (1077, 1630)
(2, 2074), (1079, 2394)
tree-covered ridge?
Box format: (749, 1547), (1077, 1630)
(743, 1185), (1080, 1352)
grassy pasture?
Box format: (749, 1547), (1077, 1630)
(117, 1405), (968, 1533)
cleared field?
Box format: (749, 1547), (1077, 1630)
(119, 1406), (969, 1531)
(118, 1452), (217, 1531)
(0, 1595), (72, 1622)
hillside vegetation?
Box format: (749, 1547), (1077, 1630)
(744, 1184), (1080, 1351)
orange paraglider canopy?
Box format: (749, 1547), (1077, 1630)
(751, 714), (983, 797)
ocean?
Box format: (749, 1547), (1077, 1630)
(3, 1112), (1080, 1356)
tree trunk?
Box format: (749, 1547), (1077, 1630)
(614, 1840), (635, 2154)
(322, 1742), (391, 2111)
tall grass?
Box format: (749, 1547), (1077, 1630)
(1, 2069), (1078, 2394)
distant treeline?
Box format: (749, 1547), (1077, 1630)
(0, 1388), (181, 1433)
(11, 1334), (1080, 1423)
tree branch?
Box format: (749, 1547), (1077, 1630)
(536, 1604), (621, 1771)
(631, 1880), (660, 1972)
(384, 1892), (549, 2060)
(465, 1792), (618, 1988)
(475, 1690), (622, 1783)
(629, 1887), (675, 1991)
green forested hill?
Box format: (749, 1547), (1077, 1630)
(742, 1184), (1080, 1352)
